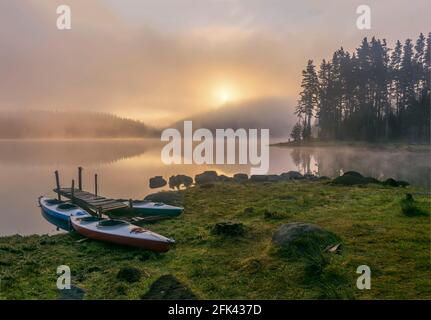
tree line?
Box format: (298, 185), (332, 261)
(291, 33), (430, 143)
(0, 111), (159, 138)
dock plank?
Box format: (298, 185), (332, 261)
(54, 188), (128, 214)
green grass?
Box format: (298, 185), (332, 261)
(0, 180), (430, 299)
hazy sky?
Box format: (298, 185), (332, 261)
(0, 0), (429, 125)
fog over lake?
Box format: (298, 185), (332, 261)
(0, 139), (429, 236)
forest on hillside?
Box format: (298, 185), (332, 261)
(0, 111), (159, 139)
(292, 33), (431, 143)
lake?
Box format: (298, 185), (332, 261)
(0, 139), (429, 236)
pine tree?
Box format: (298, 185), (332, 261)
(295, 60), (319, 140)
(290, 122), (302, 142)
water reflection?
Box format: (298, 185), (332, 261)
(0, 140), (429, 235)
(280, 146), (430, 187)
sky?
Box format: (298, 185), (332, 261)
(0, 0), (429, 126)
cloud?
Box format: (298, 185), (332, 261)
(0, 0), (429, 125)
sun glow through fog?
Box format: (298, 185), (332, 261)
(214, 85), (236, 106)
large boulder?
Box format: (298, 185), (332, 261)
(149, 176), (167, 189)
(280, 171), (303, 180)
(383, 178), (399, 187)
(169, 174), (193, 189)
(218, 174), (233, 182)
(304, 173), (318, 180)
(141, 275), (197, 300)
(362, 176), (380, 184)
(272, 222), (340, 257)
(233, 173), (249, 182)
(250, 175), (269, 182)
(195, 171), (218, 184)
(267, 174), (282, 182)
(343, 171), (363, 178)
(144, 191), (183, 206)
(331, 175), (365, 186)
(333, 173), (384, 186)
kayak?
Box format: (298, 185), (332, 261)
(70, 216), (175, 252)
(125, 200), (183, 218)
(39, 196), (91, 231)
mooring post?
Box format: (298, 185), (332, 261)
(129, 199), (133, 211)
(54, 170), (61, 201)
(94, 174), (98, 196)
(78, 167), (83, 191)
(71, 179), (75, 203)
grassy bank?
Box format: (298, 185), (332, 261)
(1, 180), (430, 299)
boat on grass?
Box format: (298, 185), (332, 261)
(122, 200), (183, 218)
(70, 216), (175, 252)
(39, 196), (91, 231)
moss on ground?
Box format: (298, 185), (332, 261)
(0, 180), (430, 299)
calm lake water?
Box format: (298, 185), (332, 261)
(0, 139), (429, 236)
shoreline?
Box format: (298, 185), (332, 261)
(271, 140), (431, 151)
(1, 179), (429, 299)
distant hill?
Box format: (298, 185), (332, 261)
(0, 111), (159, 139)
(169, 98), (296, 141)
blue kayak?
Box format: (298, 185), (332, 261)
(39, 196), (91, 231)
(124, 200), (183, 218)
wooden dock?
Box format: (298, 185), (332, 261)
(54, 187), (129, 214)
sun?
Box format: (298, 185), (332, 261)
(214, 86), (235, 105)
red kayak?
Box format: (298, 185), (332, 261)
(71, 216), (175, 252)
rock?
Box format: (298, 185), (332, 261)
(149, 176), (167, 189)
(195, 171), (218, 184)
(343, 171), (363, 178)
(58, 284), (86, 300)
(272, 222), (340, 256)
(267, 174), (282, 182)
(141, 275), (197, 300)
(281, 171), (303, 180)
(333, 174), (383, 186)
(233, 173), (248, 182)
(250, 175), (268, 182)
(117, 267), (141, 283)
(144, 191), (183, 206)
(332, 175), (365, 186)
(211, 222), (246, 237)
(318, 176), (330, 180)
(199, 183), (214, 189)
(383, 178), (399, 187)
(218, 174), (232, 182)
(362, 177), (380, 184)
(304, 173), (317, 180)
(169, 174), (193, 189)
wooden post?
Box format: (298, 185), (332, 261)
(54, 170), (61, 201)
(94, 174), (98, 196)
(71, 179), (75, 203)
(129, 199), (133, 211)
(78, 167), (83, 191)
